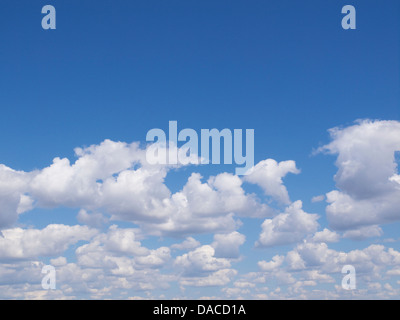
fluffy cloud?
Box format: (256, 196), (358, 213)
(179, 269), (237, 287)
(77, 210), (108, 228)
(0, 165), (32, 229)
(174, 172), (272, 218)
(256, 201), (319, 247)
(175, 245), (231, 276)
(29, 140), (145, 208)
(244, 159), (300, 204)
(2, 121), (400, 299)
(170, 237), (201, 251)
(0, 224), (97, 260)
(174, 245), (238, 287)
(130, 171), (271, 236)
(283, 242), (400, 276)
(258, 255), (285, 272)
(232, 242), (400, 299)
(0, 140), (283, 237)
(320, 120), (400, 231)
(211, 232), (246, 258)
(75, 225), (170, 273)
(343, 225), (383, 240)
(312, 228), (340, 243)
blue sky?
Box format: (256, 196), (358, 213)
(0, 0), (400, 299)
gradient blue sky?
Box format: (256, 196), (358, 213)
(0, 0), (400, 299)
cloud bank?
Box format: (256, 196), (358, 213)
(0, 119), (400, 299)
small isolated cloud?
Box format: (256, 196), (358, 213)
(311, 195), (325, 203)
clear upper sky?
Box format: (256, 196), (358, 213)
(1, 0), (399, 167)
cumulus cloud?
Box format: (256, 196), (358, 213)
(75, 225), (171, 274)
(0, 224), (97, 261)
(175, 245), (231, 276)
(232, 242), (400, 299)
(176, 172), (272, 218)
(77, 209), (108, 228)
(312, 228), (340, 243)
(171, 237), (201, 251)
(282, 241), (400, 277)
(211, 232), (246, 258)
(0, 165), (32, 229)
(174, 245), (238, 287)
(343, 225), (383, 240)
(3, 121), (400, 299)
(0, 140), (284, 237)
(258, 255), (285, 272)
(179, 269), (237, 287)
(320, 120), (400, 231)
(256, 201), (319, 247)
(244, 159), (300, 204)
(134, 171), (272, 236)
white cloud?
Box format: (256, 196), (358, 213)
(312, 228), (340, 243)
(136, 171), (272, 236)
(256, 201), (319, 247)
(179, 269), (237, 287)
(135, 247), (171, 268)
(311, 195), (325, 203)
(2, 121), (400, 299)
(286, 250), (306, 270)
(233, 280), (256, 288)
(343, 225), (383, 240)
(0, 224), (97, 260)
(244, 159), (300, 204)
(173, 172), (272, 219)
(0, 165), (31, 229)
(211, 231), (246, 258)
(50, 256), (67, 267)
(248, 242), (400, 299)
(174, 244), (238, 288)
(77, 209), (108, 228)
(303, 270), (334, 283)
(0, 140), (285, 237)
(171, 237), (201, 251)
(258, 255), (284, 272)
(175, 245), (231, 276)
(75, 225), (169, 274)
(320, 120), (400, 230)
